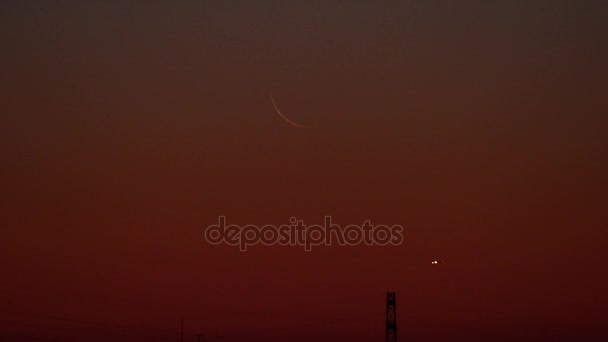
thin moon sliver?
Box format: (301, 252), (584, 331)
(270, 96), (312, 128)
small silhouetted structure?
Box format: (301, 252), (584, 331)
(386, 292), (397, 342)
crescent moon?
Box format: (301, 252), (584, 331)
(270, 96), (312, 128)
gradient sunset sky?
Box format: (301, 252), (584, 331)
(1, 1), (607, 341)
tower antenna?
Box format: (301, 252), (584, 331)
(386, 292), (397, 342)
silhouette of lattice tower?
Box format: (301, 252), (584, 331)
(386, 292), (397, 342)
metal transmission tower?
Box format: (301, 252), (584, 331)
(386, 292), (397, 342)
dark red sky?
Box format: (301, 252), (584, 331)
(1, 1), (607, 341)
